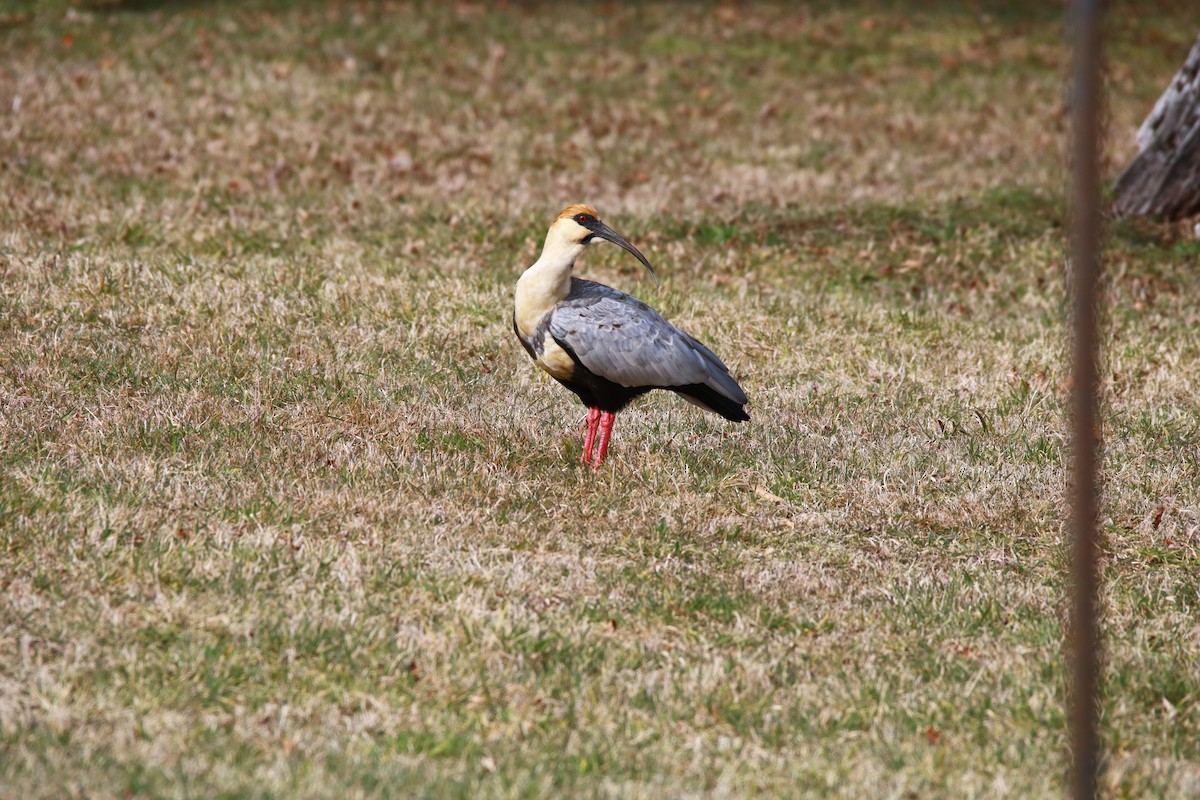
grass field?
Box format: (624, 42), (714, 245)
(2, 1), (1199, 797)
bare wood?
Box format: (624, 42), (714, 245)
(1112, 33), (1200, 220)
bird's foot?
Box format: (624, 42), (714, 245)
(591, 411), (616, 468)
(581, 407), (601, 465)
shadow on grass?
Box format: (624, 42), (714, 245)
(1109, 215), (1200, 256)
(796, 186), (1065, 244)
(65, 0), (1063, 24)
(665, 186), (1065, 252)
(38, 0), (305, 12)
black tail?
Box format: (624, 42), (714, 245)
(672, 383), (750, 422)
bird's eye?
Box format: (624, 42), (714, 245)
(576, 214), (593, 225)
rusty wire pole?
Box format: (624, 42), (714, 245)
(1068, 1), (1104, 798)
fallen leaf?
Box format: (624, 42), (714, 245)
(1162, 697), (1177, 720)
(755, 486), (784, 503)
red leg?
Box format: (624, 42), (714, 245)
(580, 407), (601, 464)
(592, 411), (616, 469)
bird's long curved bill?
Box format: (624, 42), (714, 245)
(590, 222), (659, 285)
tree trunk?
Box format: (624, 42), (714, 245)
(1112, 33), (1200, 221)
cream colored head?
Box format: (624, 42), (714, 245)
(549, 203), (602, 245)
(541, 204), (657, 280)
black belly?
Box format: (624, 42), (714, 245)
(555, 367), (652, 413)
(557, 370), (749, 420)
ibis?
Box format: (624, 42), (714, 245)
(512, 204), (749, 468)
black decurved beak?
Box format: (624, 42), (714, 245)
(587, 221), (659, 285)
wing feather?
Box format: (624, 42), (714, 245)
(548, 280), (746, 404)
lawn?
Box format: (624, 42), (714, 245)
(2, 1), (1199, 797)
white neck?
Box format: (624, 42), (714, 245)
(513, 226), (585, 337)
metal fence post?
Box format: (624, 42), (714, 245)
(1068, 1), (1104, 798)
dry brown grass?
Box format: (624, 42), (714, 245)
(2, 2), (1199, 798)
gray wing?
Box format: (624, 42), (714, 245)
(548, 280), (747, 403)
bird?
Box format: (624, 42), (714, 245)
(512, 204), (749, 468)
